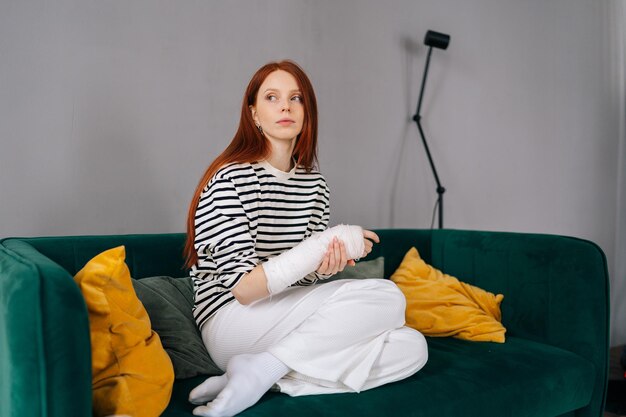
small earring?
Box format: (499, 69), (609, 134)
(256, 123), (264, 134)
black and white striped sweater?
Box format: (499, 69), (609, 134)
(190, 160), (330, 329)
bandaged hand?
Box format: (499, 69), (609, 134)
(316, 229), (379, 275)
(263, 224), (366, 295)
(316, 236), (351, 276)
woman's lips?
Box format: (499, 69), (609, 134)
(277, 120), (295, 126)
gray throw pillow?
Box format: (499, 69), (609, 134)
(132, 276), (223, 379)
(322, 256), (385, 282)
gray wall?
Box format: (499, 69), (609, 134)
(1, 1), (622, 343)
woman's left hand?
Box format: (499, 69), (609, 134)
(317, 237), (351, 275)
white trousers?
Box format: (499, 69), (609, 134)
(200, 278), (428, 396)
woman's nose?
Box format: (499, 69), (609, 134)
(281, 100), (291, 112)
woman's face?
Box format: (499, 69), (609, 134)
(250, 70), (304, 144)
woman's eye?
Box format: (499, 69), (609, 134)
(291, 95), (303, 102)
(266, 95), (277, 102)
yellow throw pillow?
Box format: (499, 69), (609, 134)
(74, 246), (174, 417)
(390, 247), (506, 343)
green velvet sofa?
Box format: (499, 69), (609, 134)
(0, 229), (609, 417)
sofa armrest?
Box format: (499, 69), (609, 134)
(0, 240), (92, 417)
(430, 229), (609, 417)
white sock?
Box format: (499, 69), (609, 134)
(189, 375), (228, 405)
(191, 352), (290, 417)
(263, 224), (364, 294)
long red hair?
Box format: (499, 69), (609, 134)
(184, 60), (319, 269)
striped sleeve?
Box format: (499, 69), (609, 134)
(193, 175), (258, 317)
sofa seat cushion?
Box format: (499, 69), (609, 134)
(163, 336), (595, 417)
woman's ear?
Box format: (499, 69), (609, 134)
(249, 105), (258, 123)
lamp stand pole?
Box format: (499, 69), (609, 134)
(412, 45), (446, 229)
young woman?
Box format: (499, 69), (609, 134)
(184, 60), (428, 417)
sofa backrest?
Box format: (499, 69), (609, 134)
(8, 233), (189, 278)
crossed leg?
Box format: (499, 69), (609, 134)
(190, 279), (428, 416)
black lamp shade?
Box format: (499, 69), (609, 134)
(424, 30), (450, 50)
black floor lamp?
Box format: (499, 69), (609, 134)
(412, 30), (450, 229)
